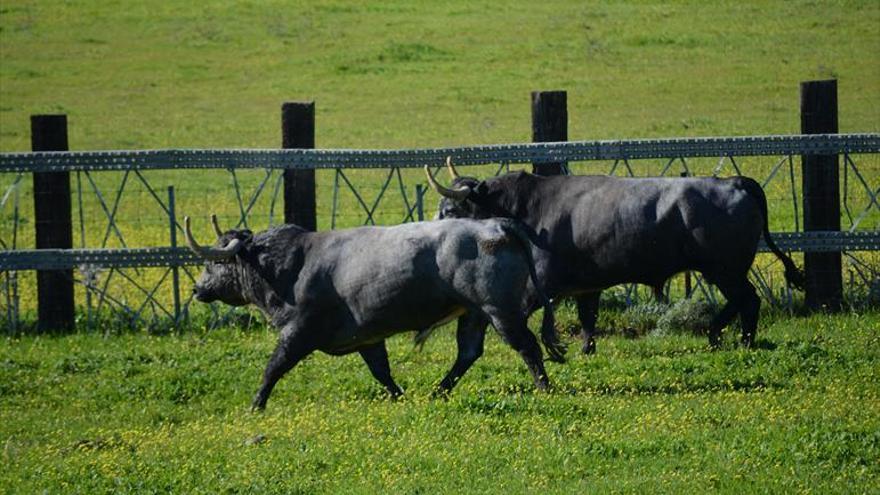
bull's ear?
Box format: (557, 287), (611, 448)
(229, 230), (254, 244)
(475, 182), (490, 195)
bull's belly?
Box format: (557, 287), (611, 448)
(551, 255), (690, 295)
(317, 304), (467, 355)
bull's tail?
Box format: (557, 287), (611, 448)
(499, 219), (566, 363)
(737, 177), (806, 291)
(413, 327), (435, 350)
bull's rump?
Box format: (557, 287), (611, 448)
(542, 176), (763, 290)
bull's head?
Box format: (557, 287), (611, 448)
(426, 157), (507, 220)
(185, 215), (251, 306)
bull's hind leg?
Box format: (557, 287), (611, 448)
(575, 293), (600, 355)
(707, 300), (739, 348)
(252, 326), (314, 412)
(738, 281), (760, 348)
(359, 341), (404, 398)
(435, 313), (488, 397)
(708, 278), (760, 348)
(488, 311), (550, 391)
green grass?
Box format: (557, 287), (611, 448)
(1, 0), (878, 150)
(1, 4), (879, 490)
(1, 0), (878, 319)
(1, 311), (878, 493)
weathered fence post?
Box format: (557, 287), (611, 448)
(531, 90), (568, 176)
(31, 115), (75, 331)
(801, 79), (842, 311)
(282, 102), (317, 231)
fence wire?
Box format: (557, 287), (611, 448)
(1, 135), (878, 332)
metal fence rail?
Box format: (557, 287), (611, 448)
(1, 231), (878, 272)
(1, 134), (878, 172)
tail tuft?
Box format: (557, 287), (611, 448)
(784, 263), (806, 292)
(540, 307), (566, 364)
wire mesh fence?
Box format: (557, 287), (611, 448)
(0, 136), (878, 333)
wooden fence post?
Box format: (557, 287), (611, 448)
(31, 115), (75, 331)
(282, 102), (317, 231)
(801, 79), (842, 311)
(531, 90), (568, 176)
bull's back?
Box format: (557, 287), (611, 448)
(532, 176), (762, 290)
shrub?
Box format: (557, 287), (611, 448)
(617, 302), (669, 338)
(654, 298), (719, 337)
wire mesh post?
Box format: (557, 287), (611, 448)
(168, 186), (181, 324)
(416, 184), (425, 222)
(4, 182), (20, 334)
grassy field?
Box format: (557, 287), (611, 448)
(1, 0), (878, 150)
(1, 310), (878, 493)
(1, 2), (879, 491)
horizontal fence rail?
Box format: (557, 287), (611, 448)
(1, 231), (878, 271)
(0, 248), (201, 270)
(1, 134), (878, 172)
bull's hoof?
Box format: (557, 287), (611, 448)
(581, 340), (596, 355)
(250, 396), (268, 413)
(545, 344), (568, 364)
(536, 378), (551, 392)
(431, 388), (452, 400)
(741, 333), (755, 349)
(708, 334), (722, 350)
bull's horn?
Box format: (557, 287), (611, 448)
(210, 214), (224, 238)
(446, 156), (460, 179)
(424, 166), (470, 201)
(184, 216), (244, 261)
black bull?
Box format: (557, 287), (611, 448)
(428, 160), (805, 351)
(184, 215), (565, 410)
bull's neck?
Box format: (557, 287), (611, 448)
(235, 261), (288, 324)
(497, 173), (540, 219)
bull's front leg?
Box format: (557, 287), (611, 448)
(252, 325), (314, 412)
(358, 341), (404, 398)
(575, 293), (600, 355)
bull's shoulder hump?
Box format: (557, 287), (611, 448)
(305, 220), (509, 247)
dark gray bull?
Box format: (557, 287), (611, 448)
(428, 159), (805, 352)
(184, 215), (565, 410)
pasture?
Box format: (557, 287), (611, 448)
(1, 310), (878, 493)
(1, 0), (879, 493)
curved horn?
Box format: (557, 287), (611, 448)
(184, 216), (244, 261)
(210, 214), (224, 238)
(424, 166), (471, 201)
(446, 156), (460, 179)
